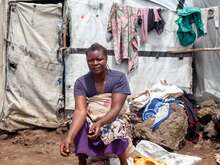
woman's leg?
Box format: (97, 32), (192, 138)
(119, 145), (129, 165)
(118, 151), (128, 165)
(118, 139), (135, 165)
(78, 154), (87, 165)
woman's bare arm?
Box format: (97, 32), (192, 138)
(66, 95), (87, 140)
(98, 93), (127, 126)
(60, 95), (87, 156)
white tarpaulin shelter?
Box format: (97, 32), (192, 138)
(0, 0), (8, 117)
(0, 0), (220, 131)
(147, 0), (193, 11)
(0, 1), (64, 131)
(193, 0), (220, 100)
(64, 0), (193, 109)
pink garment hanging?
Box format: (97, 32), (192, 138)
(138, 8), (149, 45)
(153, 8), (161, 22)
(138, 8), (165, 45)
(107, 3), (138, 72)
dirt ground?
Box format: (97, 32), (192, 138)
(0, 129), (218, 165)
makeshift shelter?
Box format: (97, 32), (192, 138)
(0, 0), (64, 131)
(64, 0), (193, 109)
(0, 0), (219, 132)
(193, 0), (220, 100)
(0, 0), (8, 116)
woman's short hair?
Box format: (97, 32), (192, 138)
(86, 43), (107, 57)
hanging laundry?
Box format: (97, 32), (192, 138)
(137, 8), (165, 45)
(107, 3), (138, 72)
(137, 8), (149, 44)
(201, 7), (219, 34)
(153, 9), (165, 34)
(176, 7), (205, 46)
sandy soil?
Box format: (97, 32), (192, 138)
(0, 129), (218, 165)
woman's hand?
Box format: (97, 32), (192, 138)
(59, 96), (87, 157)
(60, 136), (74, 157)
(88, 121), (102, 139)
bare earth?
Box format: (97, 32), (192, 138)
(0, 129), (218, 165)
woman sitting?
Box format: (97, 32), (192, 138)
(60, 43), (132, 165)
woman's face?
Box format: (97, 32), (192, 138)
(86, 50), (107, 74)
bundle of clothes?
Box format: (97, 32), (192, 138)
(128, 81), (199, 150)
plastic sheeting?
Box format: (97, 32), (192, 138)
(0, 2), (64, 131)
(148, 0), (193, 11)
(108, 140), (201, 165)
(66, 0), (188, 51)
(65, 0), (120, 49)
(131, 140), (201, 165)
(0, 0), (8, 116)
(193, 1), (220, 101)
(64, 0), (192, 109)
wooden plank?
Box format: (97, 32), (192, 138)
(168, 47), (220, 54)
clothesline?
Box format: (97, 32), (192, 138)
(64, 47), (220, 55)
(63, 47), (192, 57)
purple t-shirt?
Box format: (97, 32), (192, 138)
(74, 70), (131, 97)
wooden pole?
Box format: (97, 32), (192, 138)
(168, 47), (220, 54)
(63, 31), (67, 48)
